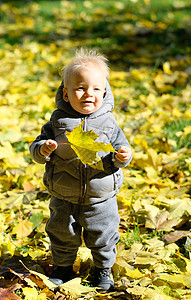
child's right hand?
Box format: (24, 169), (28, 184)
(40, 139), (58, 156)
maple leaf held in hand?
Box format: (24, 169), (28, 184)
(65, 121), (115, 170)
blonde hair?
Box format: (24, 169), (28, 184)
(61, 48), (110, 87)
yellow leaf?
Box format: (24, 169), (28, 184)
(154, 274), (191, 288)
(0, 127), (22, 143)
(183, 126), (191, 135)
(24, 278), (38, 288)
(113, 255), (134, 278)
(28, 249), (46, 260)
(0, 142), (14, 159)
(37, 293), (47, 300)
(177, 255), (191, 274)
(37, 94), (53, 110)
(127, 175), (145, 186)
(23, 264), (95, 295)
(134, 136), (148, 149)
(0, 214), (7, 233)
(117, 194), (132, 208)
(22, 287), (47, 300)
(185, 158), (191, 172)
(186, 259), (191, 273)
(125, 268), (143, 279)
(73, 246), (92, 273)
(185, 110), (191, 119)
(172, 107), (182, 118)
(163, 62), (172, 74)
(145, 166), (158, 179)
(168, 139), (177, 148)
(127, 286), (147, 296)
(22, 287), (38, 300)
(146, 208), (178, 232)
(12, 219), (34, 239)
(7, 240), (16, 256)
(131, 69), (143, 81)
(20, 266), (56, 289)
(66, 121), (115, 170)
(0, 193), (25, 210)
(60, 277), (94, 296)
(135, 253), (158, 265)
(143, 237), (165, 250)
(168, 198), (191, 220)
(144, 287), (171, 299)
(8, 153), (28, 168)
(110, 70), (127, 81)
(0, 78), (9, 92)
(147, 148), (162, 168)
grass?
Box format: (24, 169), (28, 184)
(163, 120), (191, 150)
(120, 223), (142, 248)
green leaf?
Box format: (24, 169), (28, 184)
(29, 211), (44, 230)
(66, 121), (115, 170)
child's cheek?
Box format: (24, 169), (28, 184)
(75, 91), (82, 99)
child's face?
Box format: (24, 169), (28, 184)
(63, 66), (106, 115)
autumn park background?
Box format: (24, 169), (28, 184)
(0, 0), (191, 299)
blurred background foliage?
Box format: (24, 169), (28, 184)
(0, 1), (191, 298)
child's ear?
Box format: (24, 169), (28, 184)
(63, 88), (69, 102)
(103, 88), (106, 98)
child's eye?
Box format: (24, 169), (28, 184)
(77, 87), (84, 90)
(94, 88), (100, 91)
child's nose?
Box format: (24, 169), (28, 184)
(86, 88), (93, 96)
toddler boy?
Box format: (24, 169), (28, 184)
(30, 48), (133, 291)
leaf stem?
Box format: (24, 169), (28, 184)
(57, 142), (70, 146)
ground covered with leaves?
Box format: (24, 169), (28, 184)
(0, 0), (191, 299)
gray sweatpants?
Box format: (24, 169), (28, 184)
(45, 196), (120, 268)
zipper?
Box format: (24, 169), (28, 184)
(80, 116), (87, 203)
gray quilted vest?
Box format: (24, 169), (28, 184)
(43, 81), (123, 204)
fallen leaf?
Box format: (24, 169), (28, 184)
(12, 219), (34, 239)
(60, 277), (95, 297)
(145, 209), (178, 232)
(135, 253), (158, 266)
(0, 284), (21, 300)
(153, 274), (191, 289)
(168, 198), (191, 219)
(125, 267), (143, 279)
(162, 230), (191, 244)
(22, 287), (47, 300)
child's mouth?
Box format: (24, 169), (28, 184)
(83, 101), (94, 104)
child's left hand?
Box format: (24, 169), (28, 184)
(115, 146), (132, 162)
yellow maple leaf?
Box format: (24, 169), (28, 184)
(66, 121), (115, 170)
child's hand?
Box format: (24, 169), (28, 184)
(40, 139), (57, 157)
(115, 146), (132, 162)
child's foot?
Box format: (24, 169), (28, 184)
(94, 267), (114, 291)
(49, 265), (75, 285)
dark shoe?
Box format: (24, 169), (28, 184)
(94, 267), (114, 291)
(49, 265), (75, 285)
